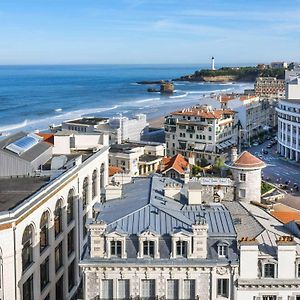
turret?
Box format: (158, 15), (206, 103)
(226, 151), (265, 203)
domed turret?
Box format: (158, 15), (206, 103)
(227, 151), (266, 203)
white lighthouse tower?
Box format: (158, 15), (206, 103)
(211, 56), (216, 70)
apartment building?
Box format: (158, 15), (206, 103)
(277, 74), (300, 161)
(164, 105), (236, 164)
(220, 95), (277, 145)
(254, 77), (285, 98)
(109, 141), (165, 176)
(58, 114), (148, 144)
(81, 175), (239, 300)
(0, 131), (109, 300)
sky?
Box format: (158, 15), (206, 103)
(0, 0), (300, 64)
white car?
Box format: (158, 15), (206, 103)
(252, 142), (259, 146)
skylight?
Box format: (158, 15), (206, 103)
(6, 133), (41, 155)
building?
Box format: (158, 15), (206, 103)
(225, 201), (300, 300)
(270, 61), (288, 69)
(59, 114), (149, 144)
(109, 141), (165, 176)
(211, 56), (216, 70)
(158, 153), (189, 179)
(254, 77), (285, 98)
(0, 132), (53, 177)
(220, 95), (277, 145)
(277, 73), (300, 161)
(164, 105), (237, 164)
(0, 131), (109, 300)
(80, 175), (239, 300)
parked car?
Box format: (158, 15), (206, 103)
(263, 150), (269, 154)
(267, 144), (272, 148)
(252, 142), (259, 146)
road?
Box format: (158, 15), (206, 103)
(247, 140), (300, 195)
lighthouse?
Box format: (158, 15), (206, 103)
(211, 56), (216, 70)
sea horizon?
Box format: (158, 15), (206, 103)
(0, 64), (254, 135)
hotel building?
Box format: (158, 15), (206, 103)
(0, 130), (109, 300)
(164, 105), (237, 164)
(254, 77), (285, 99)
(277, 74), (300, 161)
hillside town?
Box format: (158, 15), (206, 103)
(1, 62), (300, 300)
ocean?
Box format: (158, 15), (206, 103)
(0, 64), (253, 135)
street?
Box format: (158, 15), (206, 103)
(247, 140), (300, 195)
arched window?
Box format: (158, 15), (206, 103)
(40, 211), (50, 253)
(82, 177), (89, 210)
(67, 189), (75, 224)
(22, 225), (34, 271)
(100, 163), (105, 189)
(54, 200), (63, 237)
(92, 170), (97, 199)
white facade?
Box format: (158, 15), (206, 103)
(277, 75), (300, 161)
(164, 105), (237, 164)
(0, 143), (109, 300)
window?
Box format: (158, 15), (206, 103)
(239, 189), (246, 198)
(141, 279), (155, 298)
(176, 240), (187, 257)
(68, 228), (75, 256)
(40, 211), (49, 253)
(55, 242), (63, 272)
(22, 225), (34, 271)
(83, 214), (87, 239)
(56, 276), (64, 300)
(240, 173), (246, 182)
(264, 263), (275, 278)
(167, 279), (179, 300)
(68, 260), (75, 292)
(54, 200), (63, 237)
(40, 257), (50, 291)
(92, 170), (97, 199)
(208, 136), (212, 140)
(23, 275), (34, 300)
(217, 278), (229, 298)
(262, 296), (276, 300)
(100, 163), (105, 189)
(218, 245), (228, 257)
(118, 279), (129, 299)
(183, 279), (195, 299)
(102, 279), (113, 299)
(82, 177), (89, 210)
(111, 241), (122, 257)
(143, 241), (154, 257)
(298, 263), (300, 277)
(67, 189), (75, 224)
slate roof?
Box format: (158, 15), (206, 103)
(98, 175), (236, 237)
(0, 132), (52, 162)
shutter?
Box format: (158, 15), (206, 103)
(118, 280), (129, 299)
(102, 279), (113, 299)
(167, 280), (179, 299)
(288, 297), (295, 300)
(183, 280), (195, 299)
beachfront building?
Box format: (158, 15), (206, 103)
(220, 95), (276, 146)
(0, 131), (109, 300)
(164, 105), (237, 164)
(58, 114), (149, 144)
(109, 141), (165, 176)
(254, 77), (285, 98)
(277, 73), (300, 161)
(80, 175), (239, 300)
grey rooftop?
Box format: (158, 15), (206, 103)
(0, 176), (50, 211)
(65, 117), (108, 125)
(98, 175), (236, 237)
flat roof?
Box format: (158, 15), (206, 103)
(65, 117), (108, 126)
(0, 177), (50, 211)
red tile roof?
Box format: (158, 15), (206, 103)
(37, 133), (54, 145)
(160, 154), (189, 175)
(233, 151), (265, 168)
(271, 211), (300, 224)
(109, 166), (123, 177)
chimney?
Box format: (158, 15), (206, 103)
(231, 146), (238, 163)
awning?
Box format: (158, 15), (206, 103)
(194, 143), (206, 151)
(205, 144), (214, 152)
(216, 144), (224, 150)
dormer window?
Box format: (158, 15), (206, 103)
(176, 240), (187, 258)
(264, 263), (276, 278)
(218, 244), (228, 257)
(110, 240), (122, 257)
(143, 241), (155, 257)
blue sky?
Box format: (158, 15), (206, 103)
(0, 0), (300, 64)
